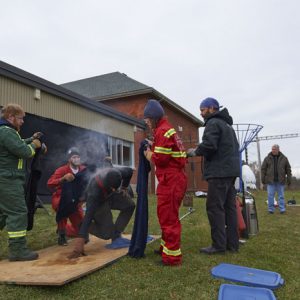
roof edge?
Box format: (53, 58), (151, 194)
(95, 87), (203, 126)
(0, 60), (145, 128)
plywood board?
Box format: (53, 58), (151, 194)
(0, 234), (157, 286)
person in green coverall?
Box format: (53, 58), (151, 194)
(0, 103), (42, 261)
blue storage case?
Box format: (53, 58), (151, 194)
(218, 284), (276, 300)
(211, 263), (284, 289)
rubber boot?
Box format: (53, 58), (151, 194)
(58, 230), (68, 246)
(8, 237), (39, 261)
(0, 218), (6, 230)
(0, 212), (6, 230)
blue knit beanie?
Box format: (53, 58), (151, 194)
(143, 99), (165, 120)
(200, 97), (220, 110)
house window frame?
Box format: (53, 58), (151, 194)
(107, 136), (134, 168)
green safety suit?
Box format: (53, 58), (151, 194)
(0, 121), (36, 241)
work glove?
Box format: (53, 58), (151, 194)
(186, 148), (196, 157)
(144, 149), (153, 161)
(145, 138), (153, 147)
(67, 237), (86, 259)
(32, 132), (44, 140)
(61, 173), (75, 182)
(31, 139), (41, 149)
(41, 143), (47, 154)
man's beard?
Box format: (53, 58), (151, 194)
(12, 120), (21, 132)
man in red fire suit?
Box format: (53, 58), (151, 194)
(143, 99), (187, 266)
(47, 147), (86, 245)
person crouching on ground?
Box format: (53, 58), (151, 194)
(47, 147), (86, 245)
(68, 167), (136, 258)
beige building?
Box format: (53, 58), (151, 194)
(0, 60), (144, 197)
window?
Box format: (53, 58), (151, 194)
(108, 137), (134, 167)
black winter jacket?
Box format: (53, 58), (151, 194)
(261, 152), (291, 185)
(195, 108), (240, 179)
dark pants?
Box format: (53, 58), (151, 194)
(206, 177), (239, 250)
(89, 191), (135, 240)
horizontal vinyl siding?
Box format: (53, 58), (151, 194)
(0, 76), (134, 141)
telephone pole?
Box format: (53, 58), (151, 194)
(255, 133), (299, 189)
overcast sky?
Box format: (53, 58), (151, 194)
(1, 0), (300, 177)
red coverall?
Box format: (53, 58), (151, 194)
(151, 117), (187, 265)
(47, 164), (85, 237)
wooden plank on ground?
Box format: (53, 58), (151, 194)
(0, 234), (157, 286)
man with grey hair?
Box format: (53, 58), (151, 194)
(261, 144), (292, 214)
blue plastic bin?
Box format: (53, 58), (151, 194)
(218, 284), (276, 300)
(211, 263), (284, 289)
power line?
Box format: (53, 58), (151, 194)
(255, 133), (299, 141)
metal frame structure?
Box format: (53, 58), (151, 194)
(232, 123), (263, 238)
(232, 123), (263, 190)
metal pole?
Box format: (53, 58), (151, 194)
(180, 207), (196, 220)
(245, 148), (248, 164)
(256, 136), (263, 189)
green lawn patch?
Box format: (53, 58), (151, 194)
(0, 190), (299, 299)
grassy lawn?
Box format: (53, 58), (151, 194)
(0, 189), (299, 299)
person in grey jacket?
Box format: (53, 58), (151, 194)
(261, 144), (291, 214)
(187, 98), (240, 254)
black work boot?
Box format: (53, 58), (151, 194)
(0, 213), (6, 230)
(57, 230), (68, 246)
(8, 237), (39, 261)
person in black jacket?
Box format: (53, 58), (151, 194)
(187, 98), (240, 254)
(68, 167), (136, 258)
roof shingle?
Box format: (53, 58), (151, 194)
(61, 72), (150, 99)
